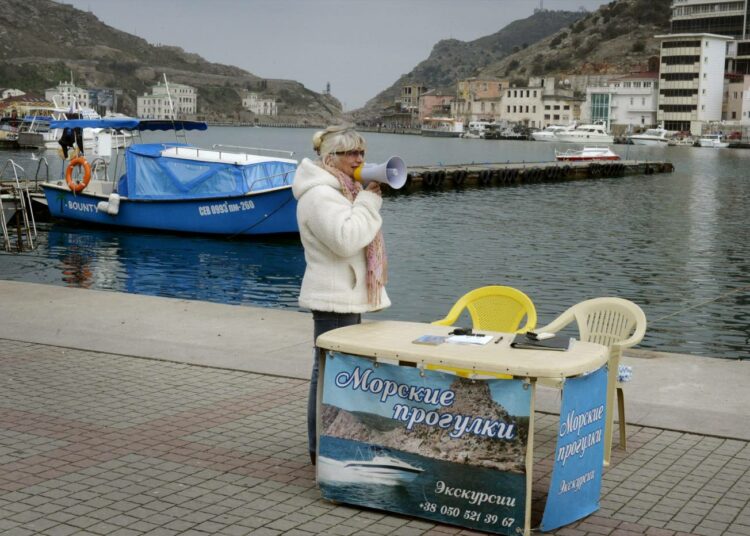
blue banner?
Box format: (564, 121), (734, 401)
(541, 365), (608, 531)
(318, 352), (532, 535)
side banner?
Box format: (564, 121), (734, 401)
(319, 352), (532, 535)
(541, 365), (608, 531)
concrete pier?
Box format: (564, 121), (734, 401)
(398, 160), (674, 191)
(0, 280), (748, 535)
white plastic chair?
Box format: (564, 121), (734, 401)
(536, 297), (646, 465)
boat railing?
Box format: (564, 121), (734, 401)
(32, 156), (50, 190)
(212, 144), (295, 158)
(0, 159), (37, 252)
(247, 170), (295, 192)
(89, 157), (109, 182)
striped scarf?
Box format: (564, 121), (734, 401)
(322, 162), (388, 307)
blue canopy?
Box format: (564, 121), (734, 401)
(119, 143), (296, 200)
(49, 118), (208, 131)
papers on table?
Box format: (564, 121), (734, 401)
(446, 334), (494, 345)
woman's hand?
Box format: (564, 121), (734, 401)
(365, 182), (382, 196)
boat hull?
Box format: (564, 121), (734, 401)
(554, 133), (614, 144)
(41, 184), (298, 236)
(629, 137), (669, 146)
(421, 129), (462, 138)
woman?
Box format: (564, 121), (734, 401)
(292, 124), (390, 466)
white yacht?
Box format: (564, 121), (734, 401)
(317, 454), (423, 486)
(531, 123), (575, 142)
(554, 121), (614, 144)
(628, 126), (673, 146)
(697, 134), (729, 148)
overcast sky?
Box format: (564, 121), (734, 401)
(63, 0), (610, 110)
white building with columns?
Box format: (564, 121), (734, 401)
(137, 82), (197, 120)
(242, 92), (277, 116)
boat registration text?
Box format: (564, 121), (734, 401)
(198, 200), (255, 216)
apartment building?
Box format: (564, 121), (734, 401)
(453, 77), (508, 123)
(418, 89), (454, 123)
(655, 33), (732, 133)
(137, 82), (197, 120)
(724, 73), (750, 123)
(45, 81), (90, 109)
(670, 0), (749, 37)
(242, 92), (277, 116)
(582, 72), (659, 133)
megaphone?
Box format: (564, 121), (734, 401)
(353, 156), (407, 190)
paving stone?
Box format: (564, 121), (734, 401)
(2, 340), (749, 536)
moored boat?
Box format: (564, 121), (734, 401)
(531, 123), (576, 142)
(697, 134), (729, 148)
(40, 118), (299, 236)
(554, 121), (614, 144)
(555, 146), (621, 162)
(421, 117), (464, 138)
(628, 125), (673, 146)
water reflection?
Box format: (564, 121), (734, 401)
(45, 223), (306, 307)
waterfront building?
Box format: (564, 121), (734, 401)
(242, 92), (277, 116)
(0, 88), (25, 100)
(418, 89), (455, 123)
(399, 84), (427, 125)
(581, 72), (659, 134)
(724, 73), (750, 124)
(137, 81), (197, 120)
(670, 0), (749, 38)
(453, 77), (508, 123)
(499, 77), (579, 128)
(655, 33), (732, 134)
(45, 81), (90, 110)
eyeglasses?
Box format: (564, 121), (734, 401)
(334, 150), (365, 158)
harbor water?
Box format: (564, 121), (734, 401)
(1, 127), (748, 360)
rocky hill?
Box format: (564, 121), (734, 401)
(0, 0), (342, 123)
(352, 8), (588, 119)
(479, 0), (671, 83)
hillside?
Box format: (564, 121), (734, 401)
(353, 8), (588, 119)
(479, 0), (672, 84)
(0, 0), (342, 123)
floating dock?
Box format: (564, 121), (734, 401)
(392, 160), (673, 191)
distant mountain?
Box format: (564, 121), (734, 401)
(479, 0), (671, 82)
(352, 8), (588, 119)
(0, 0), (342, 123)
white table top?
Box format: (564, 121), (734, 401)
(316, 320), (608, 379)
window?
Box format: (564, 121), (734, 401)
(533, 105), (536, 113)
(630, 97), (634, 105)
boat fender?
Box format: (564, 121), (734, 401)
(588, 164), (600, 178)
(437, 170), (446, 185)
(453, 170), (466, 186)
(97, 193), (121, 215)
(65, 157), (92, 193)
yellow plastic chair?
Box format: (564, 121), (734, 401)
(535, 297), (646, 465)
(429, 285), (537, 379)
(432, 285), (537, 333)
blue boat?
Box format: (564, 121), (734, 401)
(41, 118), (298, 236)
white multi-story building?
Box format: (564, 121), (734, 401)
(242, 92), (277, 116)
(725, 74), (750, 124)
(581, 72), (660, 133)
(45, 81), (90, 110)
(137, 82), (197, 120)
(499, 78), (580, 128)
(0, 88), (25, 100)
(655, 33), (733, 134)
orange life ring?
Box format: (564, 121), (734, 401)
(65, 157), (91, 193)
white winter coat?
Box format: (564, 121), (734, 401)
(292, 158), (391, 313)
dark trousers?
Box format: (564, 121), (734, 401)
(308, 310), (361, 455)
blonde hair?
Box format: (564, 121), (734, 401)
(312, 124), (367, 165)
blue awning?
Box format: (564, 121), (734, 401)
(48, 119), (208, 131)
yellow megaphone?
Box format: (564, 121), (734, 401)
(353, 156), (407, 190)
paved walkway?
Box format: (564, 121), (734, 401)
(1, 339), (749, 536)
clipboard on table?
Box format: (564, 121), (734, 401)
(511, 333), (571, 351)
